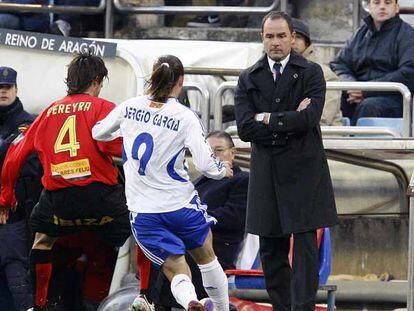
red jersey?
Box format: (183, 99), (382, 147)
(0, 94), (122, 207)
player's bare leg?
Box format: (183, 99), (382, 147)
(189, 230), (229, 311)
(30, 233), (57, 311)
(162, 254), (204, 311)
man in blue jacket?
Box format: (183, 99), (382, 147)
(330, 0), (414, 125)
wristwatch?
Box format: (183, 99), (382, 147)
(255, 113), (265, 122)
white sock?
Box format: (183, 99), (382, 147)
(170, 274), (198, 310)
(198, 257), (229, 311)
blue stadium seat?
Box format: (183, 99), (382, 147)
(341, 117), (351, 126)
(356, 117), (403, 136)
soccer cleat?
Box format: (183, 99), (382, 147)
(199, 298), (216, 311)
(188, 300), (205, 311)
(130, 294), (154, 311)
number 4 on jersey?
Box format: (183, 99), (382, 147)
(54, 115), (80, 157)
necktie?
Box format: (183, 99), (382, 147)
(273, 62), (282, 82)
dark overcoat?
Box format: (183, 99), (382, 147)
(234, 52), (338, 237)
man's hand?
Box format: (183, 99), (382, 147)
(0, 196), (17, 224)
(223, 161), (234, 178)
(297, 98), (311, 111)
(0, 206), (10, 224)
(347, 90), (363, 104)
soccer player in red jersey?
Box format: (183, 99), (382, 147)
(0, 52), (131, 311)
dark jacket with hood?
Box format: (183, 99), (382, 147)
(330, 14), (414, 95)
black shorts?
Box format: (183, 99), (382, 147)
(30, 182), (130, 247)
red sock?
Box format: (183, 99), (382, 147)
(35, 263), (52, 307)
(30, 249), (53, 308)
(136, 246), (151, 293)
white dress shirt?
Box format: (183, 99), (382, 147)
(267, 54), (291, 80)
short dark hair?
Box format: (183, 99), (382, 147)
(206, 131), (235, 148)
(66, 51), (108, 95)
(146, 55), (184, 103)
(261, 11), (293, 33)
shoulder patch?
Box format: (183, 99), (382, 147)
(12, 133), (24, 145)
(17, 124), (29, 132)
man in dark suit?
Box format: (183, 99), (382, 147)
(234, 11), (338, 311)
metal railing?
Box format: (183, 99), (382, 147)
(327, 81), (412, 137)
(0, 0), (105, 14)
(0, 0), (285, 38)
(0, 0), (111, 36)
(213, 80), (413, 137)
(226, 124), (403, 138)
(321, 126), (402, 138)
(113, 0), (283, 15)
(110, 0), (285, 38)
(182, 82), (210, 133)
(185, 67), (242, 77)
(353, 0), (361, 33)
(214, 81), (238, 131)
(406, 175), (414, 311)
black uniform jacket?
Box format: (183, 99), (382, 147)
(0, 98), (42, 223)
(235, 52), (338, 237)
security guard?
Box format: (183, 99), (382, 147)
(0, 66), (42, 311)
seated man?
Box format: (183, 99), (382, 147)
(137, 131), (249, 310)
(330, 0), (414, 125)
(193, 131), (248, 271)
(0, 0), (49, 32)
(291, 18), (342, 126)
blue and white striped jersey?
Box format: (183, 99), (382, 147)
(92, 96), (226, 213)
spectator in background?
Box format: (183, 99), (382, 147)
(0, 66), (42, 311)
(187, 0), (248, 27)
(0, 0), (49, 33)
(291, 18), (342, 126)
(52, 0), (101, 36)
(330, 0), (414, 125)
(194, 131), (248, 271)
